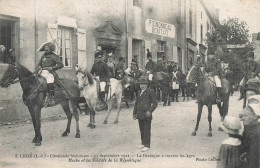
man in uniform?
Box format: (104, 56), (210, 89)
(91, 53), (110, 104)
(205, 51), (222, 103)
(145, 50), (157, 83)
(37, 41), (64, 107)
(239, 52), (260, 100)
(115, 57), (126, 80)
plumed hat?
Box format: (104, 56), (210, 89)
(37, 41), (56, 52)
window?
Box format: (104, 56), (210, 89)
(200, 24), (203, 44)
(0, 18), (17, 64)
(57, 27), (72, 67)
(157, 41), (166, 52)
(157, 41), (166, 60)
(133, 0), (141, 7)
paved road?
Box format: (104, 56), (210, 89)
(0, 92), (244, 168)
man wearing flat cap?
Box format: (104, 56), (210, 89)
(37, 41), (64, 107)
(133, 76), (158, 152)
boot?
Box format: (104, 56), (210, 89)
(100, 91), (108, 110)
(175, 90), (179, 102)
(216, 87), (221, 104)
(238, 87), (243, 100)
(48, 83), (55, 106)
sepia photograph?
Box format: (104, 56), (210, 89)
(0, 0), (260, 167)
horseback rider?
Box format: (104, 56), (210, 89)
(36, 41), (64, 106)
(90, 53), (110, 105)
(157, 58), (167, 73)
(238, 51), (259, 100)
(145, 49), (158, 84)
(115, 57), (126, 80)
(205, 51), (222, 103)
(107, 53), (115, 78)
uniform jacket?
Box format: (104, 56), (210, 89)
(38, 52), (63, 70)
(145, 61), (157, 74)
(107, 61), (115, 78)
(115, 62), (125, 79)
(171, 70), (182, 83)
(91, 60), (110, 82)
(205, 58), (222, 76)
(133, 88), (158, 120)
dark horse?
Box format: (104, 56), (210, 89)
(186, 66), (230, 137)
(178, 72), (196, 101)
(149, 72), (171, 106)
(0, 63), (81, 146)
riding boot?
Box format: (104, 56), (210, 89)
(48, 83), (55, 106)
(175, 90), (179, 102)
(216, 87), (221, 104)
(238, 87), (243, 100)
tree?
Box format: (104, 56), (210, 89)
(206, 18), (253, 83)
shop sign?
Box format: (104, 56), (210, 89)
(145, 18), (175, 38)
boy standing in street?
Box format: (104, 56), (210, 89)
(133, 76), (158, 152)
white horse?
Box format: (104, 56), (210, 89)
(76, 67), (123, 128)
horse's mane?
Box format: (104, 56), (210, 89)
(15, 63), (34, 77)
(84, 69), (94, 85)
(76, 68), (94, 85)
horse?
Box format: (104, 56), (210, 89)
(186, 65), (230, 137)
(119, 69), (144, 107)
(148, 72), (171, 106)
(179, 73), (196, 102)
(0, 63), (82, 146)
(76, 67), (123, 127)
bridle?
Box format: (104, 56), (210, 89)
(76, 69), (90, 87)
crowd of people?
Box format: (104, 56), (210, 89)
(35, 42), (260, 160)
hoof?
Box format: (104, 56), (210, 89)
(91, 125), (96, 129)
(103, 120), (107, 124)
(167, 103), (171, 106)
(191, 131), (196, 136)
(218, 127), (224, 131)
(163, 103), (166, 106)
(87, 123), (92, 127)
(62, 131), (70, 137)
(32, 138), (37, 143)
(114, 121), (118, 124)
(75, 134), (80, 138)
(207, 132), (212, 137)
(35, 142), (41, 146)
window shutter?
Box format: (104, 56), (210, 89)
(77, 28), (87, 68)
(47, 22), (58, 54)
(173, 45), (178, 62)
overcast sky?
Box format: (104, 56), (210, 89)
(204, 0), (260, 35)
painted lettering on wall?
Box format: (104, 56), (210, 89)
(145, 19), (175, 38)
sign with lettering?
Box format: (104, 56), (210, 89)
(145, 19), (175, 38)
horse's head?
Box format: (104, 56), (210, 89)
(75, 67), (94, 91)
(186, 66), (202, 83)
(0, 64), (19, 87)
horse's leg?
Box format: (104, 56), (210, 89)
(207, 105), (213, 137)
(71, 101), (80, 138)
(192, 102), (203, 136)
(161, 85), (167, 106)
(167, 85), (171, 106)
(60, 100), (72, 137)
(103, 99), (113, 124)
(114, 93), (122, 124)
(87, 102), (93, 127)
(28, 106), (37, 143)
(222, 96), (229, 120)
(33, 105), (42, 146)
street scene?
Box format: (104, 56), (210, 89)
(0, 0), (260, 168)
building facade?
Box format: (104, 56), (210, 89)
(252, 32), (260, 62)
(0, 0), (218, 121)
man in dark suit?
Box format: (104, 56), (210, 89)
(133, 76), (158, 152)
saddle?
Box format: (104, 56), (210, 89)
(37, 75), (63, 92)
(207, 76), (229, 99)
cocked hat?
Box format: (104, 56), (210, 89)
(38, 41), (56, 52)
